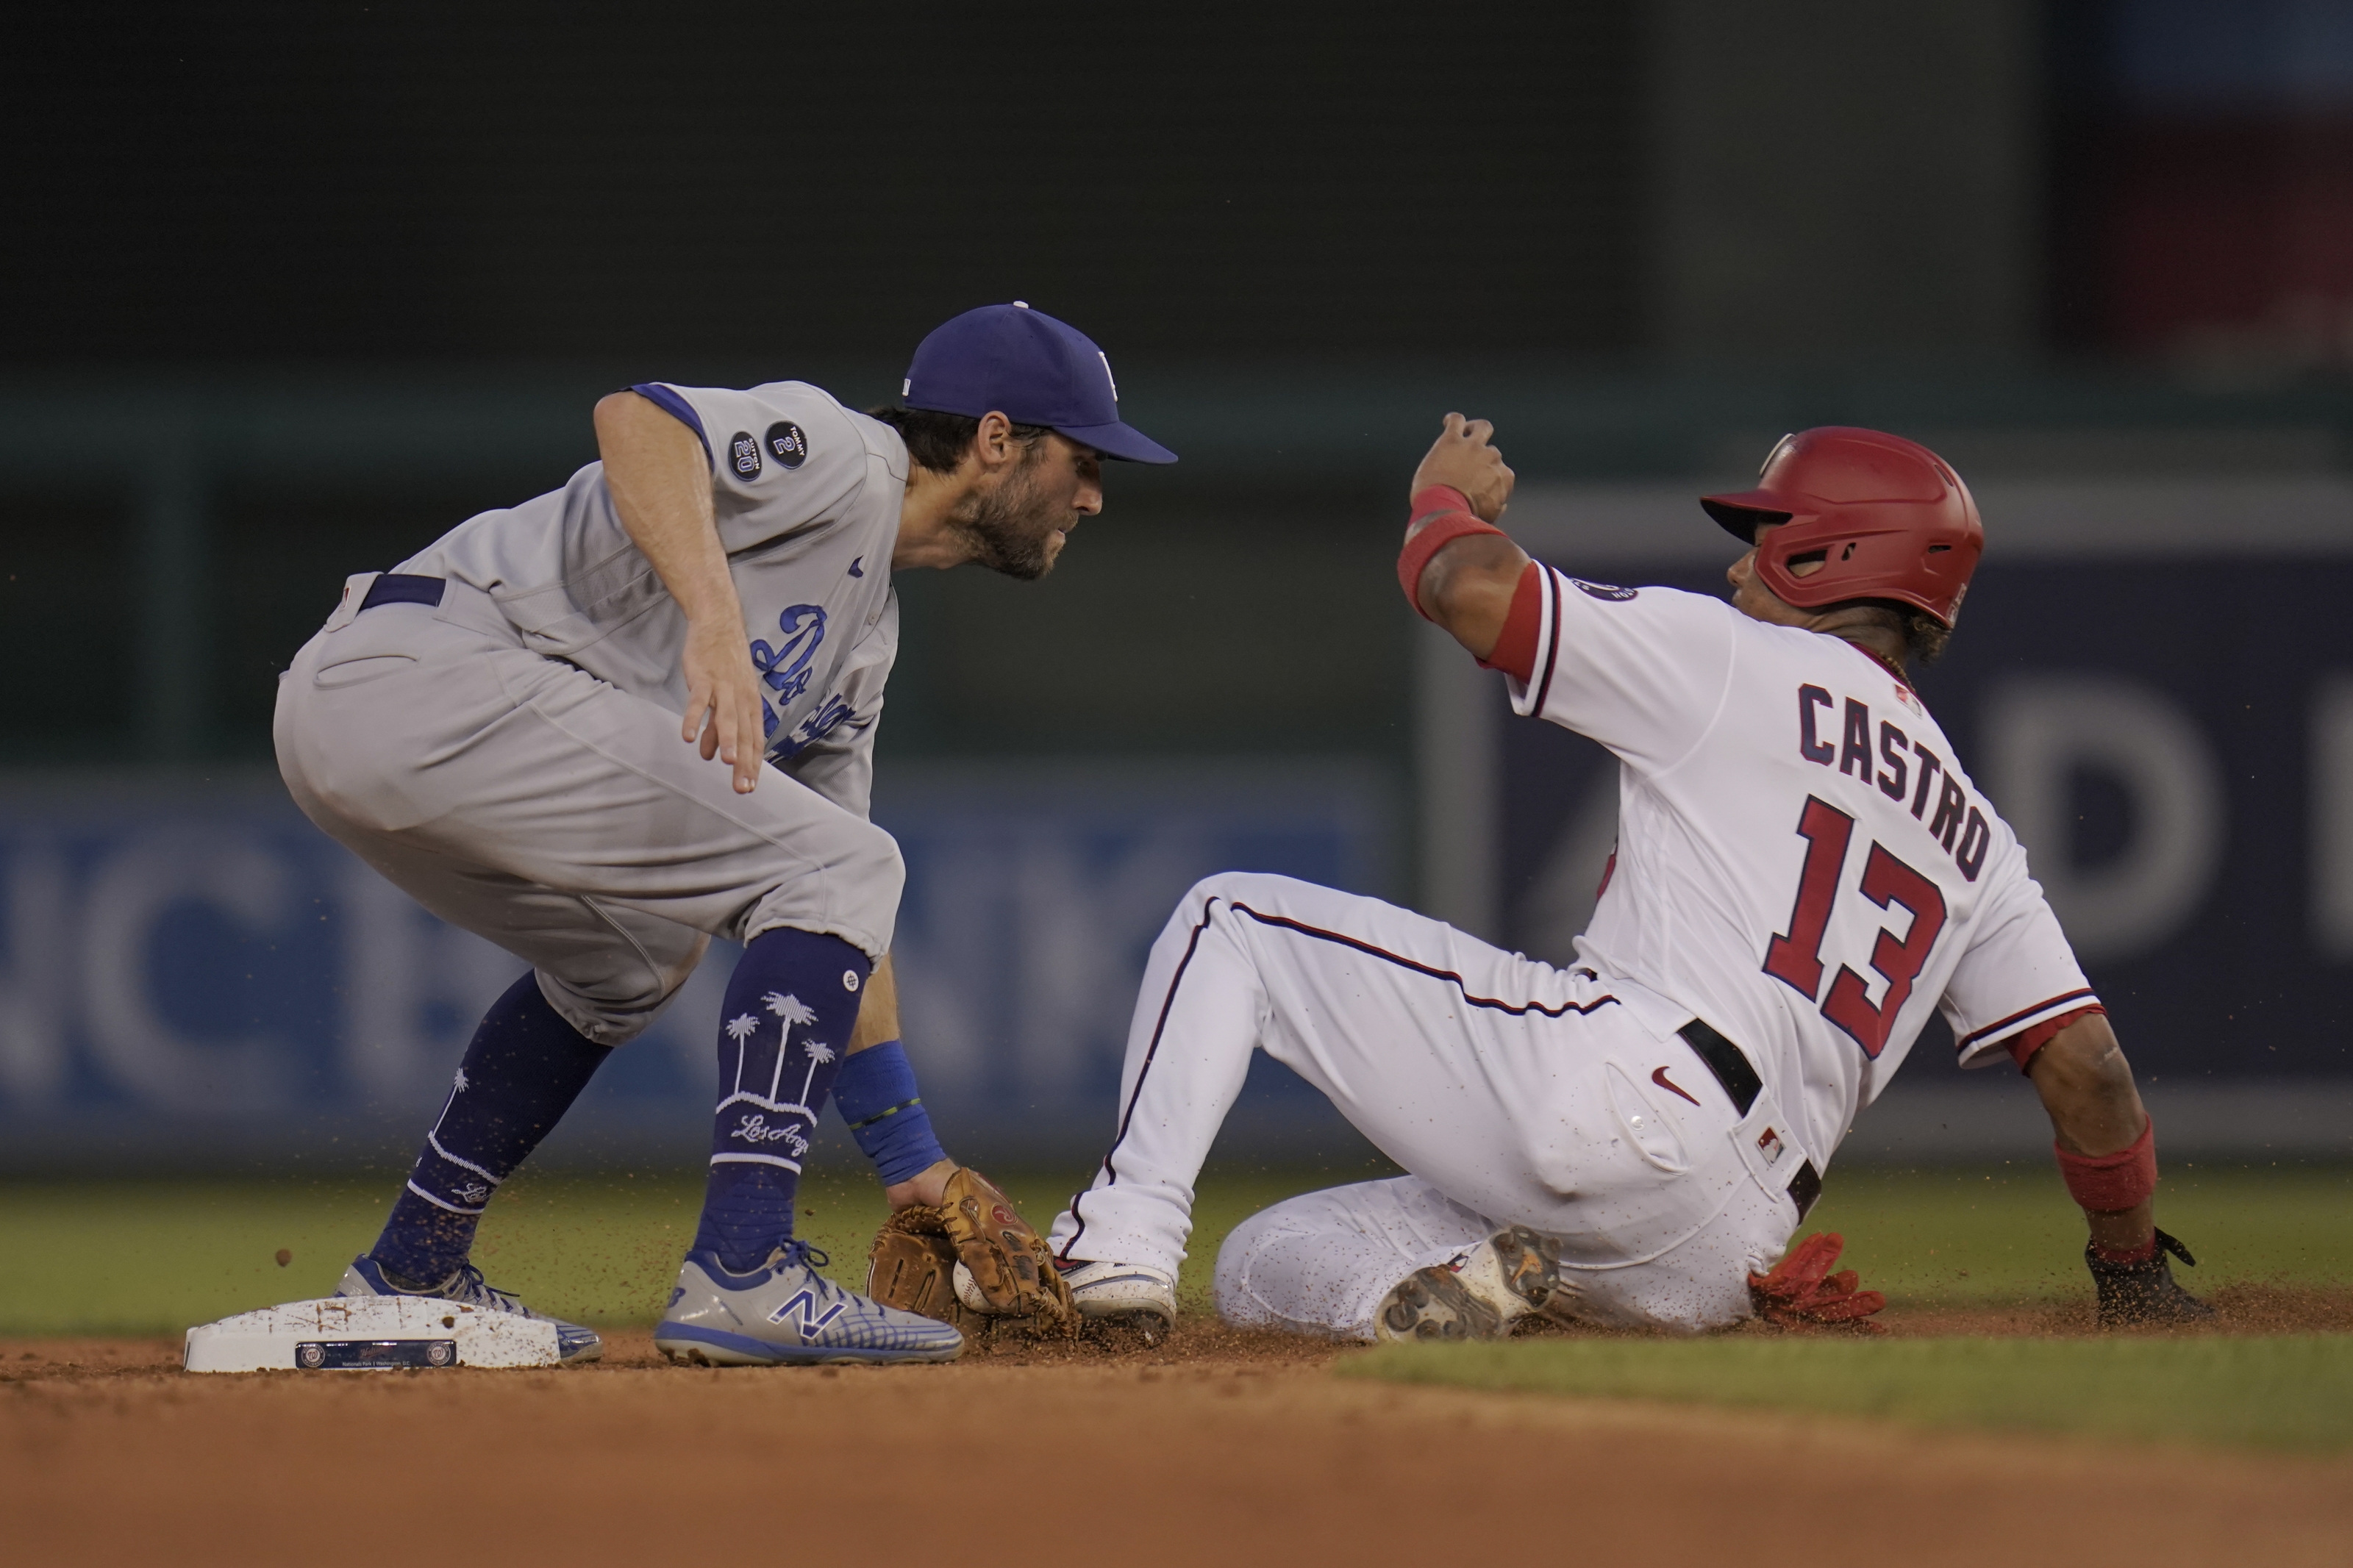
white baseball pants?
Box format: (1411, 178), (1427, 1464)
(1046, 872), (1802, 1334)
(274, 579), (903, 1047)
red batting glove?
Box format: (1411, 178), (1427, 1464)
(1749, 1231), (1888, 1333)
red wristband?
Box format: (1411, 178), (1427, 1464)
(1410, 484), (1475, 525)
(1399, 487), (1504, 621)
(2056, 1117), (2156, 1212)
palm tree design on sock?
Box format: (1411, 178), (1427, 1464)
(758, 993), (831, 1116)
(724, 1013), (760, 1095)
(795, 1037), (836, 1111)
(763, 992), (818, 1028)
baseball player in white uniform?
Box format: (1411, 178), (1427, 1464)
(275, 303), (1174, 1365)
(1048, 418), (2210, 1341)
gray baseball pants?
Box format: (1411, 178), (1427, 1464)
(274, 576), (903, 1047)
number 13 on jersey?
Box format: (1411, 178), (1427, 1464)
(1763, 796), (1948, 1058)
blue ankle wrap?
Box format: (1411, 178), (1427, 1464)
(830, 1040), (948, 1186)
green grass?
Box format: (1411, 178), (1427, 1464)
(0, 1161), (1391, 1336)
(1345, 1334), (2353, 1451)
(1802, 1163), (2353, 1304)
(3, 1161), (2349, 1338)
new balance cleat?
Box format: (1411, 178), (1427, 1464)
(1374, 1225), (1561, 1345)
(1057, 1259), (1177, 1342)
(336, 1253), (603, 1364)
(655, 1242), (964, 1367)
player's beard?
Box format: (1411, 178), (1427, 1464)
(957, 445), (1069, 581)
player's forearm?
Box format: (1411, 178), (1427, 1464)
(2028, 1014), (2157, 1250)
(593, 391), (743, 627)
(833, 953), (954, 1208)
(2028, 1014), (2146, 1156)
(1400, 412), (1524, 657)
(1416, 532), (1529, 659)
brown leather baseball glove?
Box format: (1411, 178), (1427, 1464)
(865, 1211), (982, 1333)
(865, 1166), (1076, 1331)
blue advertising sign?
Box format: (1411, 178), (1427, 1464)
(0, 764), (1394, 1168)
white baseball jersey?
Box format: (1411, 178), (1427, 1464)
(1510, 567), (2096, 1168)
(398, 380), (904, 817)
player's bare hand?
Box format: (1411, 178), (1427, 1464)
(680, 617), (766, 794)
(1411, 412), (1514, 523)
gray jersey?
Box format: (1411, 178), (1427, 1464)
(399, 381), (904, 817)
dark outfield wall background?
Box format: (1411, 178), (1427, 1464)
(6, 2), (2353, 1165)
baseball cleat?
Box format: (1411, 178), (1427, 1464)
(1057, 1259), (1177, 1342)
(336, 1254), (603, 1364)
(655, 1242), (965, 1367)
(1374, 1225), (1562, 1345)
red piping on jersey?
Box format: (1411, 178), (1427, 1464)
(1225, 900), (1622, 1019)
(1057, 897), (1221, 1261)
(2004, 1004), (2107, 1072)
(1954, 988), (2099, 1049)
(1057, 895), (1619, 1261)
(1530, 568), (1563, 714)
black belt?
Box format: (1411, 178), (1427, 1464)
(1677, 1018), (1823, 1220)
(360, 573), (446, 612)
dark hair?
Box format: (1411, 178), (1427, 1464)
(867, 405), (1054, 476)
(1843, 598), (1954, 667)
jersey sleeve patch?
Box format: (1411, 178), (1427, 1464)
(1507, 571), (1738, 778)
(1571, 579), (1638, 601)
(629, 383), (712, 463)
(764, 421), (809, 469)
(725, 429), (763, 482)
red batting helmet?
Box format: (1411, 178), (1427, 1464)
(1700, 426), (1983, 628)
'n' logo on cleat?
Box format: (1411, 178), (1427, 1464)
(768, 1289), (846, 1334)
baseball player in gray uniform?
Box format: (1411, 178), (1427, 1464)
(274, 303), (1174, 1366)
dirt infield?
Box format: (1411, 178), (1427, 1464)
(7, 1294), (2353, 1568)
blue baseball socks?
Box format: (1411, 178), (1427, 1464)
(691, 928), (873, 1272)
(371, 973), (613, 1289)
(830, 1039), (949, 1186)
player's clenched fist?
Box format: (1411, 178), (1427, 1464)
(1410, 412), (1514, 523)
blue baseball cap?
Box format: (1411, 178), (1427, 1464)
(902, 303), (1177, 465)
